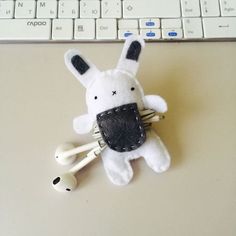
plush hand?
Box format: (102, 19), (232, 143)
(143, 95), (168, 113)
(73, 114), (93, 134)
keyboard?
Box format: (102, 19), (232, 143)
(0, 0), (236, 42)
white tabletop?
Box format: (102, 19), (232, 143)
(0, 42), (236, 236)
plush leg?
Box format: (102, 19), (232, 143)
(141, 130), (171, 173)
(101, 148), (133, 186)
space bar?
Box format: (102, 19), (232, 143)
(0, 19), (51, 40)
(123, 0), (181, 18)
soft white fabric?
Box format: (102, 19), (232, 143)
(116, 35), (145, 77)
(143, 95), (168, 113)
(73, 114), (93, 134)
(64, 49), (100, 88)
(101, 130), (170, 185)
(86, 70), (145, 120)
(64, 36), (171, 185)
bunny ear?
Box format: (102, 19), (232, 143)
(64, 49), (100, 88)
(116, 35), (145, 76)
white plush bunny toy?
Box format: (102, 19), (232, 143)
(52, 36), (171, 193)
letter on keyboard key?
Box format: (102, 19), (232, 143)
(0, 19), (51, 40)
(58, 0), (79, 19)
(74, 19), (95, 40)
(123, 0), (181, 18)
(15, 1), (36, 19)
(96, 19), (117, 40)
(52, 19), (73, 40)
(80, 0), (100, 18)
(203, 17), (236, 38)
(220, 0), (236, 16)
(181, 0), (201, 17)
(162, 29), (183, 39)
(102, 0), (122, 18)
(0, 1), (14, 18)
(200, 0), (220, 17)
(183, 18), (203, 38)
(37, 1), (57, 19)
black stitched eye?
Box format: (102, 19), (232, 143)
(94, 96), (98, 100)
(131, 87), (135, 91)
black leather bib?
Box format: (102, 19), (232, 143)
(96, 103), (146, 152)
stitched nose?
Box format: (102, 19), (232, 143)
(112, 91), (117, 95)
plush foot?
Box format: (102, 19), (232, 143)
(145, 154), (170, 173)
(105, 164), (133, 185)
(142, 132), (171, 174)
(101, 149), (133, 186)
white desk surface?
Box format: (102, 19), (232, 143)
(0, 42), (236, 236)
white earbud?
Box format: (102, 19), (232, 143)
(55, 141), (99, 166)
(52, 173), (77, 193)
(53, 142), (104, 193)
(55, 143), (77, 165)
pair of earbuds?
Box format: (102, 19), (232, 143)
(52, 140), (104, 193)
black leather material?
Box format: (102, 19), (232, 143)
(71, 55), (90, 75)
(126, 41), (142, 61)
(97, 103), (146, 152)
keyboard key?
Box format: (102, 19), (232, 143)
(161, 19), (181, 28)
(96, 19), (117, 40)
(200, 0), (220, 17)
(183, 18), (203, 38)
(139, 19), (160, 28)
(37, 0), (57, 19)
(0, 19), (51, 40)
(80, 0), (100, 18)
(140, 29), (161, 39)
(0, 1), (14, 19)
(58, 0), (79, 19)
(123, 0), (181, 18)
(15, 1), (36, 19)
(0, 0), (235, 42)
(181, 0), (201, 17)
(203, 17), (236, 38)
(118, 29), (139, 39)
(162, 28), (183, 39)
(102, 0), (121, 18)
(220, 0), (236, 16)
(52, 19), (73, 40)
(118, 19), (138, 29)
(74, 19), (95, 40)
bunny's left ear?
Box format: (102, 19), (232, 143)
(116, 35), (145, 77)
(64, 49), (100, 88)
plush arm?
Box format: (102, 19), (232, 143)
(73, 114), (94, 134)
(143, 95), (168, 113)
